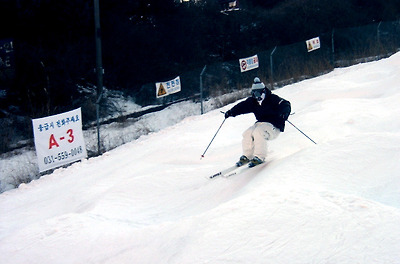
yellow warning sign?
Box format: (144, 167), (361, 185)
(155, 76), (181, 98)
(307, 42), (313, 51)
(157, 83), (167, 97)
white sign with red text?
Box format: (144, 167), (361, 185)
(239, 54), (259, 72)
(306, 37), (321, 52)
(32, 108), (87, 172)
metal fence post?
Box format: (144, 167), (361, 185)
(331, 29), (335, 66)
(377, 21), (382, 43)
(200, 65), (206, 114)
(270, 46), (277, 89)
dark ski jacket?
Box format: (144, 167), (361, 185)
(229, 93), (291, 132)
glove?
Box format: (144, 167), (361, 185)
(280, 112), (289, 121)
(225, 110), (233, 119)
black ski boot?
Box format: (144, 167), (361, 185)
(248, 156), (264, 168)
(236, 155), (250, 167)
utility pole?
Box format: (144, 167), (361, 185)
(94, 0), (103, 155)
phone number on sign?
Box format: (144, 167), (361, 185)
(43, 146), (84, 164)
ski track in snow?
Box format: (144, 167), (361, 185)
(1, 53), (400, 263)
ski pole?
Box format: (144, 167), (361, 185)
(201, 117), (227, 159)
(286, 120), (317, 145)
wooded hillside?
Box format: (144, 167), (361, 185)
(0, 0), (399, 118)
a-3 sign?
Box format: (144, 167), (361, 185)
(32, 108), (87, 172)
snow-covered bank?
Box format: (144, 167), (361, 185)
(1, 53), (400, 263)
(0, 90), (246, 193)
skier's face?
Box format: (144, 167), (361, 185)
(252, 89), (265, 101)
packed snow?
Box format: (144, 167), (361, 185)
(1, 53), (400, 263)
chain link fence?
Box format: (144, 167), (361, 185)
(135, 19), (400, 109)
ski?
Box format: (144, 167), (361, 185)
(209, 165), (239, 179)
(208, 162), (265, 179)
(225, 162), (267, 178)
(222, 165), (250, 178)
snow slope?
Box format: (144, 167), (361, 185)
(1, 53), (400, 263)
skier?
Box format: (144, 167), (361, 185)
(224, 77), (291, 167)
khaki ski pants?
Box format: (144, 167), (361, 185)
(242, 122), (280, 161)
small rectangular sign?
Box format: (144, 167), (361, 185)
(306, 37), (321, 52)
(0, 39), (14, 68)
(239, 54), (259, 72)
(156, 76), (181, 98)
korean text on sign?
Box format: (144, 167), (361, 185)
(306, 37), (321, 52)
(239, 54), (259, 72)
(32, 108), (87, 172)
(156, 76), (181, 98)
